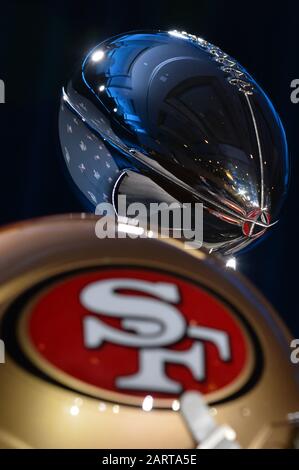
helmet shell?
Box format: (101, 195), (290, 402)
(0, 215), (297, 448)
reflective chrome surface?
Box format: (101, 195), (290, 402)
(59, 30), (289, 254)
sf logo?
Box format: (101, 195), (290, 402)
(80, 279), (231, 394)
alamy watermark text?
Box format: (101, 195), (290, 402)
(0, 79), (5, 104)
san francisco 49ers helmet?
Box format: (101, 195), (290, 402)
(59, 30), (289, 255)
(0, 215), (298, 448)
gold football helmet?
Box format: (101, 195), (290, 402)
(0, 215), (298, 448)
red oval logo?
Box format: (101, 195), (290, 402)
(20, 268), (254, 406)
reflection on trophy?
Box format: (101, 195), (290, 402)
(59, 30), (289, 255)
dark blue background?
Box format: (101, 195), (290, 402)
(0, 0), (298, 334)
